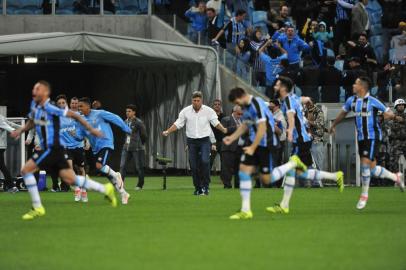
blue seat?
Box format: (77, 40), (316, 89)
(118, 0), (139, 14)
(56, 0), (74, 14)
(58, 0), (74, 9)
(14, 9), (35, 14)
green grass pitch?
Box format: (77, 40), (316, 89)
(1, 176), (405, 270)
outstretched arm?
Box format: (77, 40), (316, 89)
(330, 110), (348, 134)
(67, 111), (103, 137)
(10, 119), (35, 139)
(98, 110), (131, 134)
(223, 124), (248, 145)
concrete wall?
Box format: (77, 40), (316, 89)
(0, 15), (149, 38)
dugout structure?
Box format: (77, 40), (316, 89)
(0, 32), (220, 169)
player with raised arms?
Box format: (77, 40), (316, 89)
(330, 76), (404, 209)
(11, 81), (117, 220)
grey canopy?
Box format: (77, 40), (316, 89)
(0, 32), (220, 168)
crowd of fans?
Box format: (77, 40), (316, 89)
(180, 0), (406, 103)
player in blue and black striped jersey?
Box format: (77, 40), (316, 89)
(223, 87), (308, 220)
(267, 76), (345, 214)
(10, 81), (118, 220)
(331, 76), (405, 210)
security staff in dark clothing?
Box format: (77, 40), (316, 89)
(343, 57), (368, 99)
(119, 104), (147, 190)
(220, 105), (244, 188)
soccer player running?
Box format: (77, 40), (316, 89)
(224, 87), (308, 220)
(330, 76), (405, 209)
(55, 95), (88, 202)
(78, 97), (132, 205)
(10, 81), (117, 220)
(268, 76), (344, 214)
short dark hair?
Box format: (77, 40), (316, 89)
(358, 76), (372, 90)
(228, 87), (246, 102)
(206, 7), (215, 13)
(277, 76), (294, 92)
(37, 80), (51, 92)
(280, 4), (289, 10)
(126, 104), (137, 112)
(213, 99), (222, 104)
(71, 96), (78, 101)
(270, 99), (280, 107)
(359, 32), (368, 39)
(327, 56), (335, 66)
(235, 9), (246, 16)
(192, 91), (203, 99)
(56, 94), (67, 102)
(79, 97), (91, 105)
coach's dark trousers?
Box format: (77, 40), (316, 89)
(220, 149), (241, 188)
(187, 137), (211, 191)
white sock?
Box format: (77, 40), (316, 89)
(100, 165), (126, 194)
(361, 165), (370, 197)
(23, 173), (42, 208)
(239, 171), (252, 212)
(298, 169), (338, 182)
(280, 170), (295, 209)
(75, 176), (106, 194)
(271, 161), (296, 182)
(100, 164), (118, 178)
(371, 166), (398, 183)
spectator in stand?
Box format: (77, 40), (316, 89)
(276, 4), (293, 29)
(289, 0), (319, 34)
(334, 0), (356, 54)
(266, 7), (281, 36)
(220, 105), (243, 189)
(343, 57), (368, 98)
(348, 33), (378, 75)
(317, 0), (336, 28)
(297, 54), (321, 102)
(249, 28), (267, 93)
(351, 0), (370, 38)
(312, 21), (334, 46)
(319, 56), (343, 102)
(269, 99), (286, 168)
(212, 9), (250, 51)
(273, 25), (311, 70)
(304, 101), (326, 180)
(185, 2), (208, 43)
(391, 22), (406, 95)
(258, 39), (288, 98)
(278, 58), (299, 84)
(236, 39), (252, 79)
(376, 63), (396, 101)
(210, 99), (225, 170)
(301, 19), (319, 43)
(207, 7), (226, 48)
(380, 0), (404, 60)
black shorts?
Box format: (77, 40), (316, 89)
(95, 148), (112, 166)
(240, 146), (272, 174)
(358, 139), (379, 161)
(292, 141), (313, 167)
(65, 148), (85, 167)
(32, 146), (70, 171)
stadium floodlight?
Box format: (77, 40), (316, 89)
(24, 56), (38, 64)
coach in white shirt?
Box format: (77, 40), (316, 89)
(163, 91), (227, 195)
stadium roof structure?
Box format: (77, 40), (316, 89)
(0, 31), (220, 169)
(0, 31), (219, 91)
